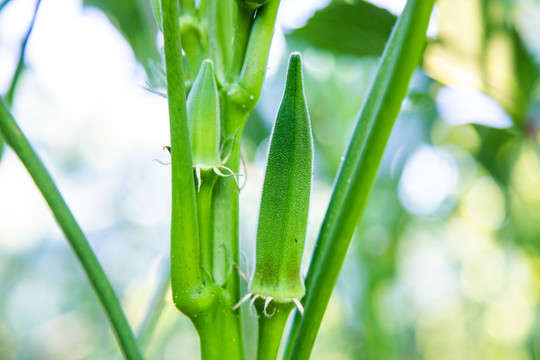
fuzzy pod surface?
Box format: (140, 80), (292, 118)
(186, 59), (221, 169)
(249, 53), (313, 301)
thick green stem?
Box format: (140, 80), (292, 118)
(0, 99), (143, 359)
(256, 301), (293, 360)
(193, 287), (245, 360)
(162, 0), (204, 313)
(229, 4), (255, 82)
(235, 0), (280, 107)
(284, 0), (435, 358)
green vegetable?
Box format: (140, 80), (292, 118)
(187, 59), (221, 169)
(235, 53), (312, 315)
(186, 59), (235, 189)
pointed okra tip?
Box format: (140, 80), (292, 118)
(197, 59), (215, 85)
(285, 52), (302, 87)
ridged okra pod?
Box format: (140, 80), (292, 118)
(248, 52), (313, 310)
(186, 59), (235, 191)
(187, 59), (221, 170)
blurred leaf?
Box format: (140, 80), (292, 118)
(83, 0), (160, 82)
(424, 0), (540, 128)
(286, 0), (396, 57)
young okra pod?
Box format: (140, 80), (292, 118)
(237, 53), (313, 315)
(186, 59), (235, 189)
(187, 59), (221, 170)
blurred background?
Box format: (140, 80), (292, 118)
(1, 0), (540, 358)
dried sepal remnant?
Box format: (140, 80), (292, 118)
(236, 53), (313, 315)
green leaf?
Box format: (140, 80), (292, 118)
(287, 0), (397, 57)
(83, 0), (160, 82)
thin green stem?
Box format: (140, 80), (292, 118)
(5, 0), (41, 106)
(162, 0), (204, 312)
(284, 0), (435, 358)
(0, 98), (143, 360)
(235, 0), (280, 107)
(1, 0), (41, 161)
(256, 301), (293, 360)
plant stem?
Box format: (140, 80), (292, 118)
(162, 0), (205, 312)
(0, 98), (143, 360)
(229, 4), (255, 82)
(5, 0), (41, 105)
(192, 287), (245, 360)
(236, 0), (280, 106)
(284, 0), (435, 358)
(1, 0), (41, 160)
(256, 301), (293, 360)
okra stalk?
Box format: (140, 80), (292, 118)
(163, 0), (204, 314)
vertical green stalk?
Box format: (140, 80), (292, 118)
(0, 99), (143, 360)
(200, 0), (234, 86)
(285, 0), (435, 358)
(229, 3), (255, 82)
(162, 0), (282, 357)
(162, 0), (204, 312)
(192, 300), (245, 359)
(236, 0), (280, 104)
(256, 301), (293, 360)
